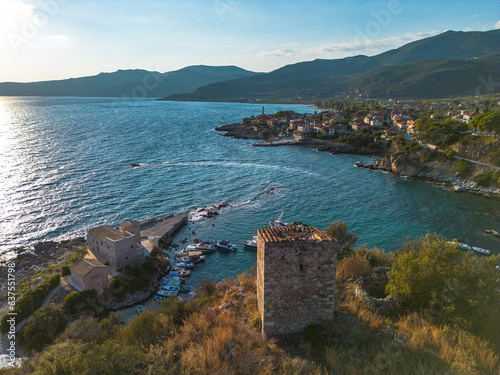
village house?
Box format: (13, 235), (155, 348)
(463, 111), (479, 123)
(382, 129), (399, 138)
(87, 220), (145, 268)
(351, 121), (372, 131)
(70, 258), (109, 295)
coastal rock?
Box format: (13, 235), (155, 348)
(317, 142), (358, 154)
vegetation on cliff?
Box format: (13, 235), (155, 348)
(4, 227), (499, 375)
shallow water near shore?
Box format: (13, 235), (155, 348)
(1, 97), (499, 281)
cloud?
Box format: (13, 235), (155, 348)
(257, 49), (299, 58)
(495, 20), (500, 29)
(257, 31), (442, 59)
(0, 0), (35, 36)
(307, 31), (442, 55)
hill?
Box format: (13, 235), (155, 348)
(0, 65), (258, 98)
(164, 30), (500, 102)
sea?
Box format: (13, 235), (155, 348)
(1, 96), (499, 289)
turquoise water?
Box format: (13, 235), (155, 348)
(0, 97), (499, 284)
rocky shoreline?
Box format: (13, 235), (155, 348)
(214, 123), (268, 140)
(375, 153), (500, 198)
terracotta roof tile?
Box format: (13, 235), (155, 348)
(258, 226), (333, 243)
(71, 258), (107, 277)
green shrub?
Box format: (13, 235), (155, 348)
(447, 150), (457, 159)
(0, 274), (60, 333)
(18, 305), (67, 353)
(454, 160), (474, 178)
(493, 170), (500, 181)
(61, 265), (71, 276)
(63, 290), (101, 315)
(474, 172), (493, 187)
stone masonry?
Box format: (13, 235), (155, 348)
(257, 226), (338, 335)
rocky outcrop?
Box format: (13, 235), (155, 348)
(316, 142), (359, 154)
(376, 151), (500, 197)
(214, 123), (267, 140)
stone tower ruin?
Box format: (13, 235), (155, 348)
(257, 226), (338, 335)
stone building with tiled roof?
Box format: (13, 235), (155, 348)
(70, 258), (108, 294)
(257, 226), (338, 335)
(87, 220), (145, 268)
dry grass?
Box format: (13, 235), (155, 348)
(336, 256), (372, 284)
(340, 294), (386, 331)
(397, 314), (500, 375)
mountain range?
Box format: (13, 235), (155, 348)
(1, 29), (499, 101)
(164, 30), (500, 101)
(0, 65), (258, 98)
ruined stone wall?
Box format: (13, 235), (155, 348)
(257, 231), (338, 335)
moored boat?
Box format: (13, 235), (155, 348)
(175, 262), (194, 268)
(157, 289), (178, 297)
(136, 305), (144, 315)
(472, 246), (491, 255)
(196, 242), (216, 252)
(243, 236), (257, 250)
(270, 211), (288, 228)
(215, 240), (237, 251)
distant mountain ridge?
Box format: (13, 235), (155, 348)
(164, 29), (500, 101)
(0, 65), (258, 98)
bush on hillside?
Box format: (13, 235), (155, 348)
(454, 160), (474, 178)
(0, 274), (60, 333)
(19, 305), (67, 353)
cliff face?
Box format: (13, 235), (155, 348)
(376, 150), (500, 196)
(376, 153), (456, 179)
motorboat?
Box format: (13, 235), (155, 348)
(171, 268), (192, 277)
(160, 285), (181, 292)
(215, 240), (237, 251)
(472, 246), (491, 255)
(175, 262), (194, 268)
(196, 242), (216, 252)
(157, 289), (178, 297)
(185, 244), (198, 251)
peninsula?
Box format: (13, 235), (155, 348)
(216, 100), (500, 197)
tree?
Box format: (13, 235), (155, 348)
(19, 305), (67, 352)
(386, 235), (500, 334)
(325, 221), (358, 258)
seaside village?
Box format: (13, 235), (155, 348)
(242, 99), (492, 142)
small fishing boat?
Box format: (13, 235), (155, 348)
(185, 244), (198, 251)
(486, 229), (500, 237)
(171, 268), (192, 277)
(215, 240), (237, 251)
(154, 295), (165, 302)
(178, 290), (196, 302)
(355, 161), (363, 168)
(196, 242), (216, 252)
(472, 246), (491, 255)
(131, 163), (140, 168)
(161, 285), (181, 292)
(175, 262), (194, 268)
(136, 305), (144, 315)
(157, 289), (178, 297)
(457, 242), (471, 251)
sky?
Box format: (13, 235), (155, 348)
(0, 0), (499, 82)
